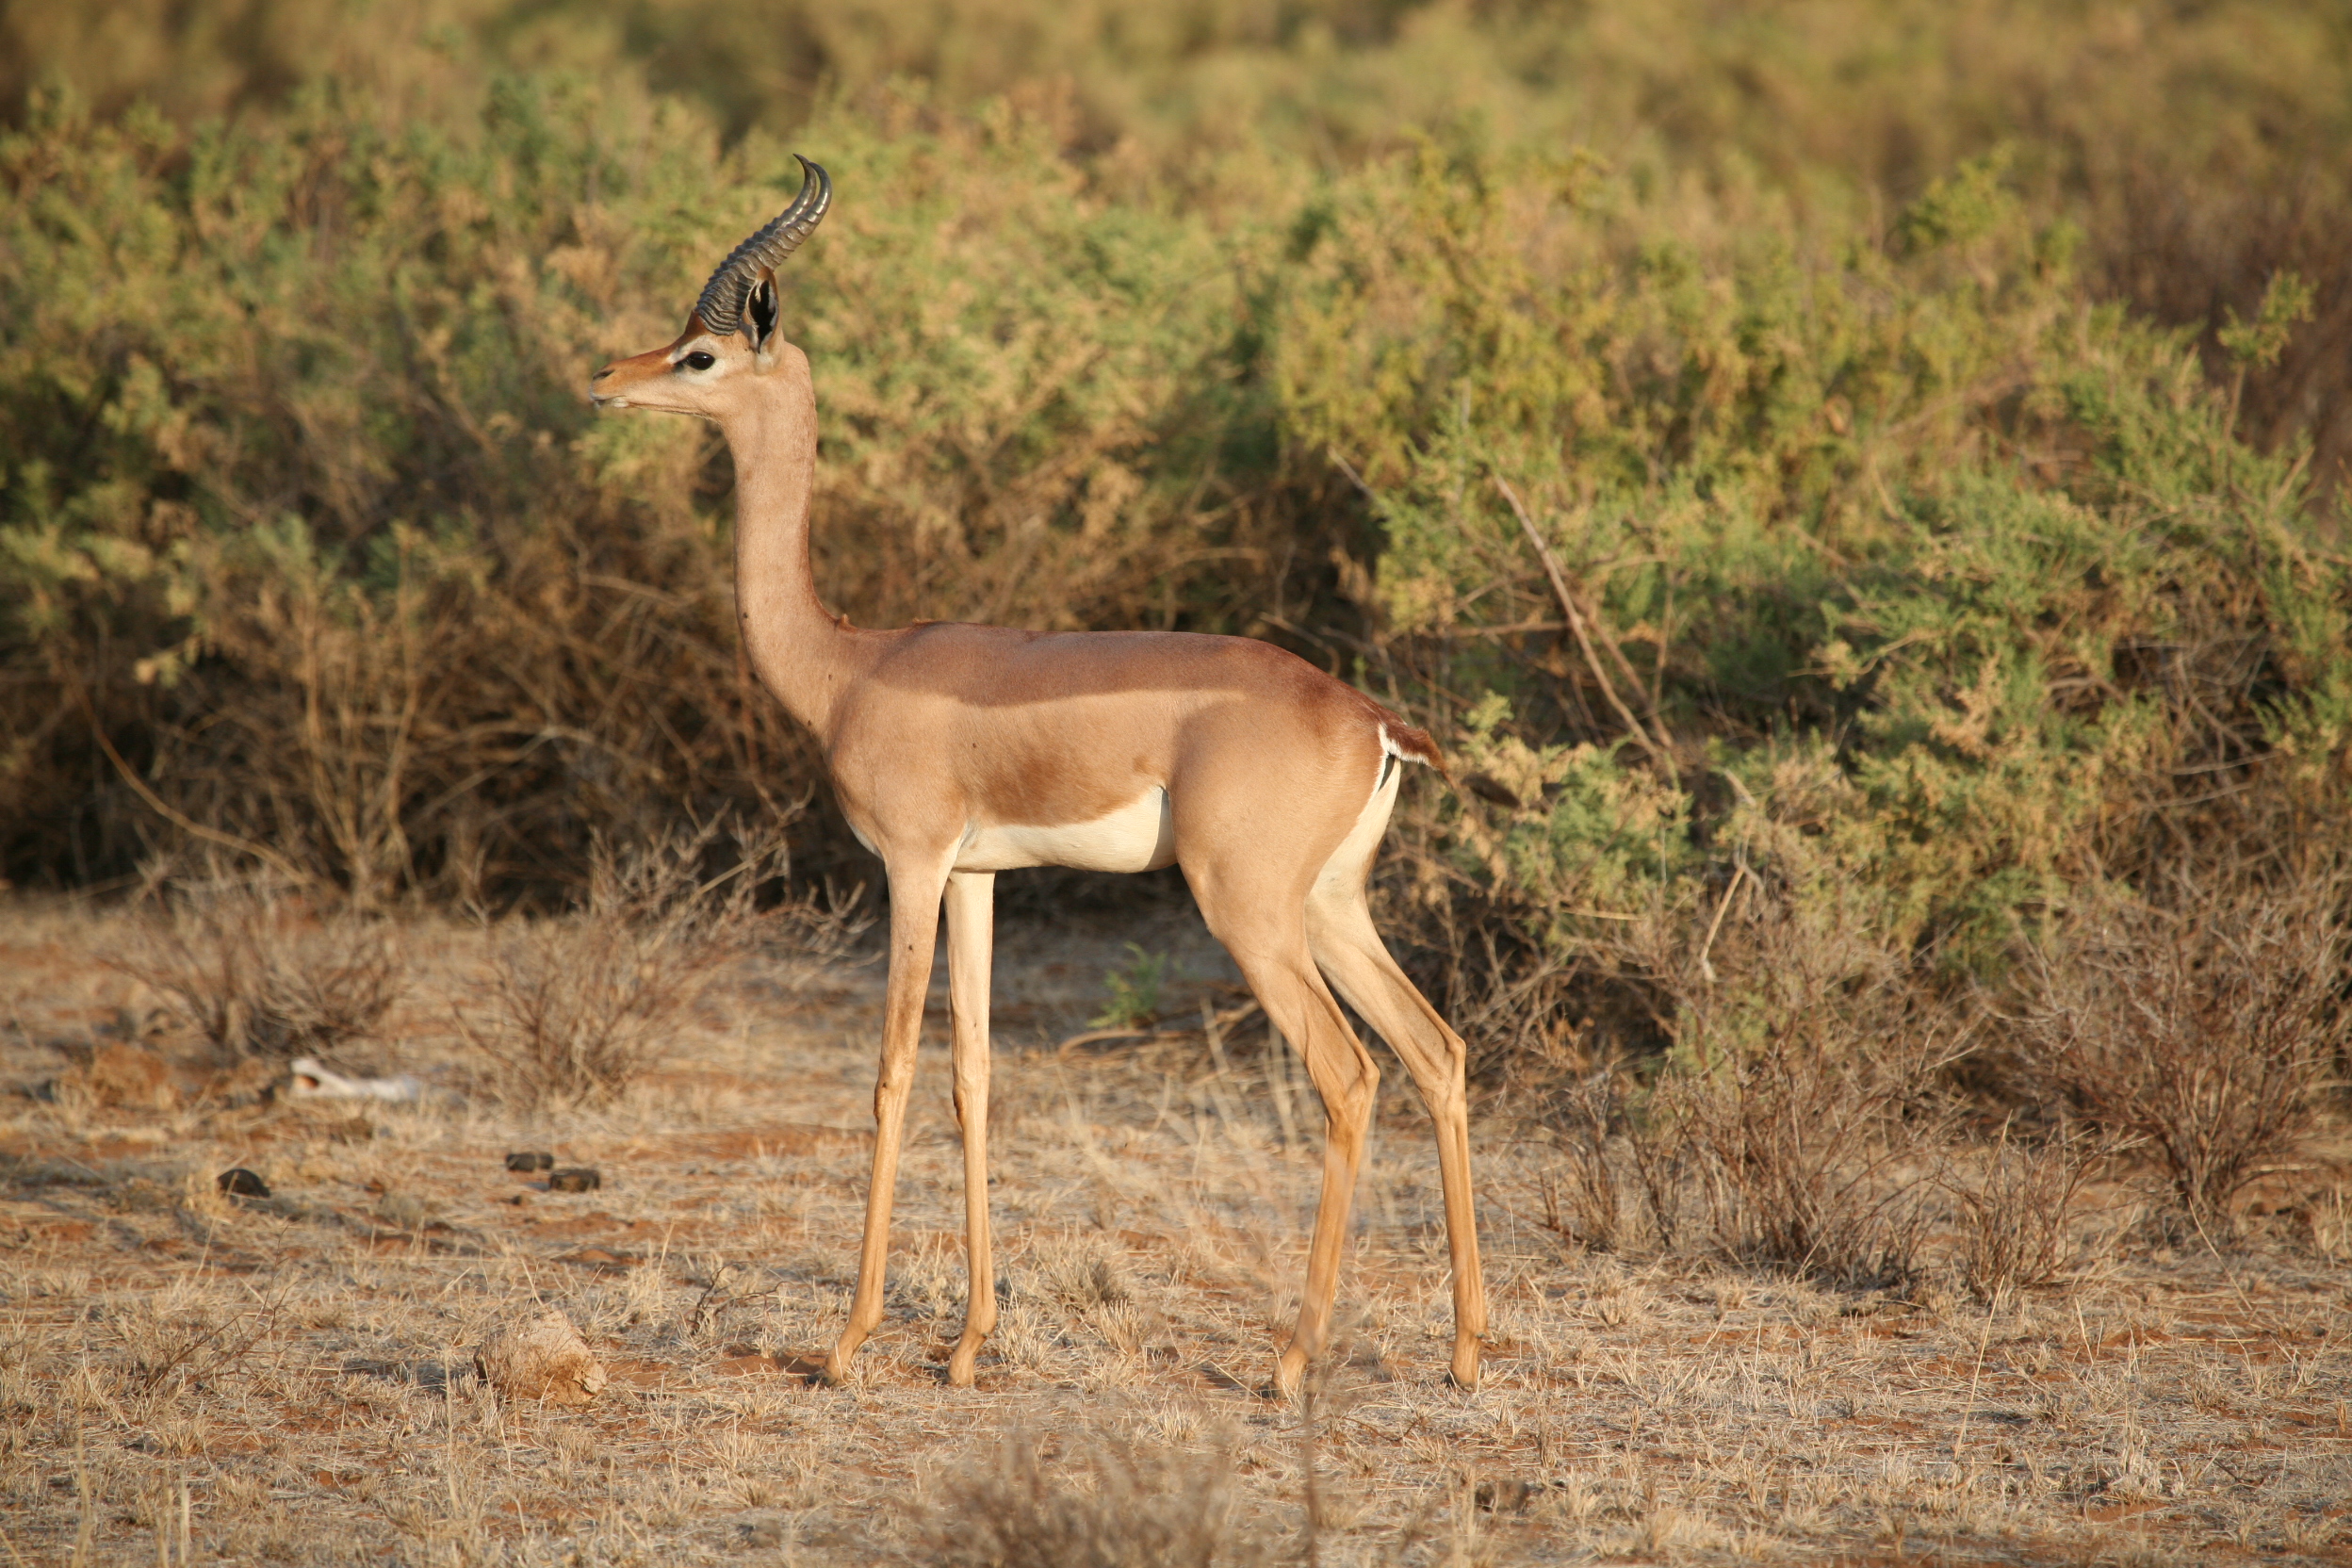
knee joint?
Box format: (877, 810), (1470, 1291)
(1327, 1056), (1380, 1119)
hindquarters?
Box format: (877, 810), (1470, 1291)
(1297, 752), (1458, 1104)
(1298, 764), (1487, 1385)
(1170, 697), (1485, 1386)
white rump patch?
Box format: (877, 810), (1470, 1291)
(954, 788), (1177, 874)
(1376, 725), (1425, 789)
(1315, 743), (1405, 898)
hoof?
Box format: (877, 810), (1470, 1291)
(1271, 1347), (1311, 1401)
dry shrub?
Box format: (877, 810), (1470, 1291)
(458, 819), (863, 1108)
(928, 1436), (1258, 1568)
(2018, 874), (2349, 1238)
(1536, 1071), (1631, 1255)
(1558, 1141), (1623, 1255)
(1945, 1122), (2112, 1308)
(113, 1291), (280, 1397)
(1627, 882), (1973, 1284)
(109, 887), (403, 1064)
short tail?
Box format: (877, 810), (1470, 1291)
(1379, 720), (1450, 782)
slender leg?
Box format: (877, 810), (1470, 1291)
(1307, 884), (1486, 1387)
(1195, 887), (1380, 1398)
(942, 870), (998, 1386)
(825, 854), (951, 1383)
(1268, 962), (1380, 1398)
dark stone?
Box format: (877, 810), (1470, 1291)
(547, 1168), (601, 1193)
(217, 1168), (270, 1198)
(504, 1151), (555, 1172)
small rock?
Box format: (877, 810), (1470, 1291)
(217, 1168), (270, 1199)
(473, 1309), (608, 1406)
(735, 1520), (785, 1550)
(505, 1192), (531, 1207)
(505, 1151), (555, 1172)
(547, 1167), (601, 1193)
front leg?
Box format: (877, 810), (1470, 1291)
(825, 853), (952, 1384)
(942, 871), (997, 1386)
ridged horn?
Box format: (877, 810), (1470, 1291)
(693, 155), (831, 336)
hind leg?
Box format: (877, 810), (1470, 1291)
(1307, 880), (1486, 1387)
(1186, 860), (1380, 1397)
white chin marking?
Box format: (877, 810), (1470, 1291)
(955, 789), (1175, 874)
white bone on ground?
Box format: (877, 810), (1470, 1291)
(286, 1056), (425, 1102)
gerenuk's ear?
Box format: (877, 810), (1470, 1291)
(746, 273), (780, 353)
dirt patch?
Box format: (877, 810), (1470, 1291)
(660, 1123), (871, 1161)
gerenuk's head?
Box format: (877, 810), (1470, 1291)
(587, 155), (829, 421)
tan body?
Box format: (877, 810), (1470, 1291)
(593, 278), (1484, 1394)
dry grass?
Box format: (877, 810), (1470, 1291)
(3, 892), (2350, 1565)
(927, 1434), (1256, 1568)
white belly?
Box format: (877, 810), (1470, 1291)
(954, 788), (1176, 874)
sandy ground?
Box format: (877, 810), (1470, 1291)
(2, 891), (2349, 1566)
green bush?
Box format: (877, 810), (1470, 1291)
(1283, 147), (2352, 999)
(16, 1), (2352, 498)
(0, 81), (1277, 900)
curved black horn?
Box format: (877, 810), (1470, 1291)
(694, 155), (831, 335)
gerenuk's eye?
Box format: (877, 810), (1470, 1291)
(681, 351), (716, 371)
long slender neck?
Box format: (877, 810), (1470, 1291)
(721, 357), (858, 741)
